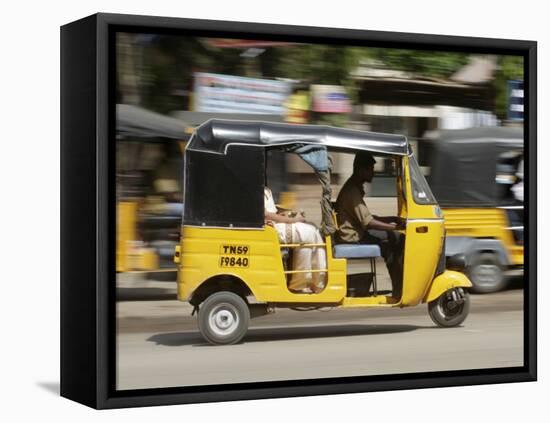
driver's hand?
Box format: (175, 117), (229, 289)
(395, 218), (406, 230)
(294, 215), (306, 223)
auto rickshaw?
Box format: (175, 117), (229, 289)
(425, 127), (524, 293)
(116, 104), (190, 276)
(174, 120), (472, 345)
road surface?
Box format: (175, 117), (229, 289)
(116, 276), (524, 390)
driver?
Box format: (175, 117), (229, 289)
(335, 152), (405, 298)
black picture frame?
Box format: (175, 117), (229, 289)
(60, 12), (537, 409)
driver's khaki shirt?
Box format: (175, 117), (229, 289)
(335, 177), (373, 243)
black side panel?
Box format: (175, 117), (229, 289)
(430, 141), (498, 207)
(184, 147), (265, 228)
(60, 15), (98, 408)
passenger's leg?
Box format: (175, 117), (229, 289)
(296, 223), (326, 293)
(311, 246), (327, 292)
(288, 247), (313, 292)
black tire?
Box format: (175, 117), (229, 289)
(428, 289), (470, 327)
(197, 291), (250, 345)
(467, 252), (506, 294)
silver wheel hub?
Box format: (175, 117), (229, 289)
(438, 289), (464, 319)
(209, 304), (239, 336)
(471, 264), (501, 286)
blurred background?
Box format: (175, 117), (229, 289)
(115, 33), (524, 293)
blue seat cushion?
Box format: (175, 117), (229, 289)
(333, 244), (381, 259)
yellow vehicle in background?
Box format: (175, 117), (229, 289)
(116, 104), (189, 276)
(116, 105), (292, 279)
(174, 120), (473, 345)
(427, 127), (524, 293)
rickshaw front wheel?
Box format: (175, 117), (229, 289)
(428, 288), (470, 328)
(198, 291), (250, 345)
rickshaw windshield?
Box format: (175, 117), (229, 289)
(409, 156), (437, 205)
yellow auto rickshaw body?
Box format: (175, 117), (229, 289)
(116, 201), (159, 272)
(175, 119), (473, 344)
(442, 208), (523, 266)
(176, 155), (471, 309)
(425, 126), (524, 293)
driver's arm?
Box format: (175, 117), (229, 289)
(367, 218), (399, 231)
(372, 215), (406, 229)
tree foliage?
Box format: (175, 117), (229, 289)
(117, 34), (520, 119)
(367, 48), (470, 79)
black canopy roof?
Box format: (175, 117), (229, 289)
(116, 104), (190, 140)
(428, 126), (524, 207)
(187, 119), (409, 156)
(429, 126), (523, 149)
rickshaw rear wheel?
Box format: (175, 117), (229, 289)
(428, 288), (470, 328)
(198, 291), (250, 345)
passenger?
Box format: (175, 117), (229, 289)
(264, 187), (326, 294)
(335, 152), (405, 298)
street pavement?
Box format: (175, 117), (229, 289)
(116, 271), (524, 390)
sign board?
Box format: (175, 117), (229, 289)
(193, 72), (291, 115)
(311, 84), (352, 113)
(507, 80), (524, 121)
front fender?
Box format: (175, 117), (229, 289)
(424, 270), (473, 303)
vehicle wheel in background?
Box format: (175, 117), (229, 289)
(428, 288), (470, 327)
(198, 291), (250, 345)
(467, 252), (506, 294)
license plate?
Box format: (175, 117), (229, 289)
(219, 244), (250, 268)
